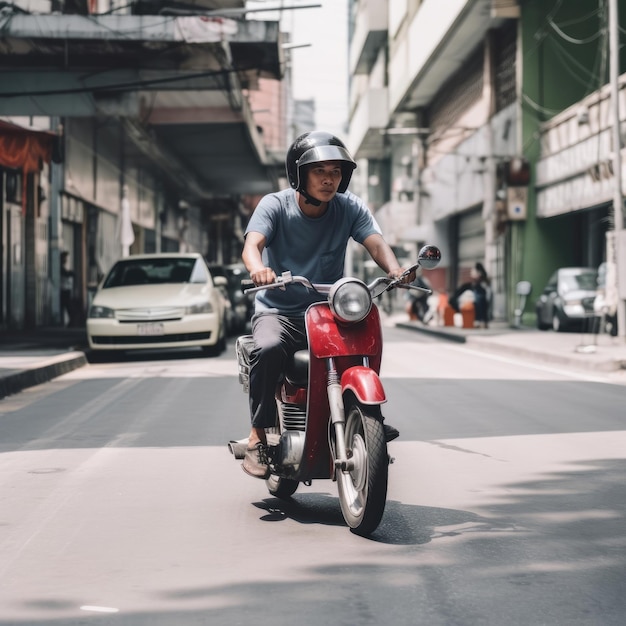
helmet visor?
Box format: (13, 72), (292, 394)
(297, 145), (356, 169)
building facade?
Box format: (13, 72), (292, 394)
(348, 0), (626, 325)
(0, 0), (287, 329)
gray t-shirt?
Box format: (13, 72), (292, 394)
(245, 188), (381, 316)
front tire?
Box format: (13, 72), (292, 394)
(552, 312), (565, 332)
(336, 402), (388, 536)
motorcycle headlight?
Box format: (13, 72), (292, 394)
(89, 305), (115, 319)
(329, 278), (372, 323)
(185, 301), (213, 315)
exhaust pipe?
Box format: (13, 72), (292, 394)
(227, 438), (249, 459)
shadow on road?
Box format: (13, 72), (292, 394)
(3, 460), (626, 625)
(252, 492), (512, 546)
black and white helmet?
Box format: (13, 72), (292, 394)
(286, 131), (357, 195)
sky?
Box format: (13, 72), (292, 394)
(250, 0), (350, 137)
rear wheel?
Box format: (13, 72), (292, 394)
(266, 475), (299, 499)
(336, 402), (388, 536)
(265, 425), (299, 499)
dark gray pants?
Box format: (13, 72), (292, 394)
(249, 313), (307, 429)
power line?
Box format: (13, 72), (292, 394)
(520, 92), (561, 117)
(0, 64), (256, 98)
(548, 16), (603, 45)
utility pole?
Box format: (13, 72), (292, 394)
(609, 0), (626, 340)
(49, 117), (62, 325)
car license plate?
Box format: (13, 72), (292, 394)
(137, 322), (164, 336)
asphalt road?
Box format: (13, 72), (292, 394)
(0, 327), (625, 625)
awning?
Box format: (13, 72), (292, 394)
(0, 12), (283, 200)
(0, 120), (55, 172)
(152, 121), (280, 196)
(0, 120), (56, 212)
(0, 15), (283, 102)
(122, 112), (280, 200)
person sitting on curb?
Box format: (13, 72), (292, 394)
(449, 262), (491, 329)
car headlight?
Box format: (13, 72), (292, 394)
(329, 278), (372, 323)
(563, 301), (585, 316)
(88, 305), (115, 319)
(185, 301), (213, 315)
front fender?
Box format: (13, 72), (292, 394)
(341, 366), (386, 405)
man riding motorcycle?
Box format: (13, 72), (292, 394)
(240, 130), (414, 479)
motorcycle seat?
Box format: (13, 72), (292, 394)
(285, 349), (309, 387)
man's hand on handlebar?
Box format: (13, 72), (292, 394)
(250, 267), (277, 287)
(388, 267), (417, 285)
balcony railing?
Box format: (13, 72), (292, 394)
(349, 0), (388, 76)
(348, 87), (389, 159)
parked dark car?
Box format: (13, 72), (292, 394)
(535, 267), (598, 332)
(208, 263), (254, 334)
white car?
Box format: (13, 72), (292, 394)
(87, 253), (228, 355)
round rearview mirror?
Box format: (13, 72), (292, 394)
(417, 245), (441, 270)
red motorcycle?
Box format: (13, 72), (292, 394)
(230, 245), (441, 535)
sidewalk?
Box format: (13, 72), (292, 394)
(0, 327), (88, 399)
(391, 314), (626, 373)
(1, 318), (626, 399)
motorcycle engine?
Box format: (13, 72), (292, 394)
(276, 430), (306, 470)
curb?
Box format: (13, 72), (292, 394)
(396, 321), (467, 343)
(0, 352), (88, 399)
(396, 322), (625, 372)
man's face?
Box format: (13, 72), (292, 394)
(304, 161), (343, 202)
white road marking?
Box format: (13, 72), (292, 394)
(80, 606), (119, 613)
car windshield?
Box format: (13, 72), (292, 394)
(103, 257), (207, 288)
(561, 270), (597, 292)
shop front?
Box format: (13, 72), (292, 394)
(0, 121), (55, 328)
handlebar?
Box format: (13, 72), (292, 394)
(243, 274), (431, 299)
(241, 244), (441, 297)
(242, 271), (330, 295)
